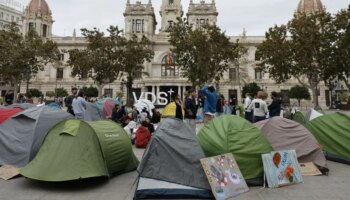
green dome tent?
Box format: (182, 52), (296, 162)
(20, 119), (139, 181)
(306, 113), (350, 165)
(292, 111), (305, 125)
(197, 115), (273, 185)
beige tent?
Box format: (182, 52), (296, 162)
(255, 117), (328, 174)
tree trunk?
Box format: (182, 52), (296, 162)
(97, 84), (104, 98)
(298, 99), (301, 107)
(311, 85), (319, 109)
(13, 79), (18, 103)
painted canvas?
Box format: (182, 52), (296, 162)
(262, 150), (303, 188)
(299, 162), (322, 176)
(200, 153), (249, 200)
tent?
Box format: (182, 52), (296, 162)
(0, 106), (73, 167)
(135, 118), (213, 199)
(197, 115), (273, 185)
(7, 103), (35, 110)
(0, 108), (22, 124)
(47, 103), (61, 109)
(306, 113), (350, 165)
(162, 102), (184, 118)
(292, 111), (305, 124)
(84, 102), (105, 121)
(20, 119), (139, 181)
(305, 109), (323, 122)
(134, 99), (155, 117)
(255, 117), (328, 173)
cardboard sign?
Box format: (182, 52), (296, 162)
(262, 150), (303, 188)
(201, 153), (249, 200)
(0, 165), (20, 180)
(299, 162), (322, 176)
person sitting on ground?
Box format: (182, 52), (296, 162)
(151, 108), (161, 124)
(248, 91), (268, 123)
(268, 91), (282, 117)
(135, 121), (152, 148)
(112, 104), (126, 123)
(144, 118), (155, 134)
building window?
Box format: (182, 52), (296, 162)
(136, 19), (142, 33)
(42, 24), (47, 37)
(81, 71), (88, 79)
(6, 14), (9, 20)
(11, 16), (14, 22)
(104, 89), (113, 98)
(229, 68), (237, 81)
(168, 20), (174, 29)
(197, 19), (206, 28)
(56, 68), (64, 79)
(29, 23), (35, 32)
(0, 22), (3, 28)
(161, 55), (179, 77)
(59, 53), (65, 61)
(0, 12), (3, 19)
(16, 17), (19, 23)
(255, 69), (263, 80)
(169, 0), (174, 5)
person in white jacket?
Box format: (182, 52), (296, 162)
(248, 91), (268, 123)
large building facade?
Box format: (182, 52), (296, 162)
(2, 0), (346, 107)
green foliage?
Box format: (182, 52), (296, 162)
(339, 92), (349, 102)
(81, 86), (99, 98)
(168, 19), (246, 86)
(28, 88), (42, 97)
(46, 91), (55, 98)
(256, 11), (336, 107)
(0, 22), (59, 101)
(289, 85), (311, 105)
(55, 88), (68, 97)
(242, 83), (261, 98)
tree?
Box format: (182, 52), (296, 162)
(45, 91), (55, 98)
(169, 18), (246, 87)
(55, 88), (68, 97)
(242, 83), (261, 98)
(67, 26), (124, 97)
(289, 85), (311, 106)
(256, 11), (336, 108)
(0, 22), (59, 101)
(120, 35), (154, 105)
(28, 88), (42, 98)
(81, 86), (98, 98)
(331, 5), (350, 90)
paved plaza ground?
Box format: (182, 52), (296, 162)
(1, 146), (350, 200)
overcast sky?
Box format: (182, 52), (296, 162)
(18, 0), (350, 36)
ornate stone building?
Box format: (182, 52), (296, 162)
(10, 0), (345, 108)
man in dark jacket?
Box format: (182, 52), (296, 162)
(185, 88), (197, 134)
(64, 87), (78, 116)
(268, 91), (282, 117)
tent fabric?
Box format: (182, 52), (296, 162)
(305, 109), (323, 122)
(0, 108), (22, 124)
(20, 119), (139, 181)
(292, 111), (305, 124)
(0, 106), (73, 167)
(7, 103), (36, 110)
(255, 117), (328, 173)
(134, 99), (155, 117)
(136, 118), (212, 199)
(305, 113), (350, 164)
(48, 103), (61, 109)
(135, 126), (151, 148)
(197, 115), (273, 182)
(84, 102), (105, 121)
(162, 102), (184, 118)
(102, 99), (116, 119)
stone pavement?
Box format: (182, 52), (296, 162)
(1, 146), (350, 200)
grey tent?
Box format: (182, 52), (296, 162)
(7, 103), (36, 110)
(135, 118), (213, 199)
(255, 117), (328, 174)
(0, 106), (73, 167)
(84, 102), (105, 121)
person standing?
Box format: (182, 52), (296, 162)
(216, 94), (224, 117)
(248, 91), (268, 123)
(72, 91), (87, 120)
(65, 87), (78, 116)
(223, 100), (232, 115)
(201, 84), (218, 123)
(184, 88), (198, 134)
(174, 94), (184, 120)
(229, 94), (237, 115)
(244, 93), (252, 122)
(268, 91), (282, 118)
